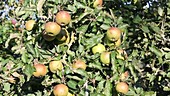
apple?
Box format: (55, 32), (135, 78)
(93, 0), (103, 7)
(72, 59), (86, 70)
(43, 33), (56, 41)
(100, 51), (110, 65)
(120, 71), (129, 81)
(25, 20), (35, 31)
(55, 29), (70, 45)
(116, 82), (129, 94)
(115, 38), (121, 47)
(56, 29), (67, 42)
(92, 43), (106, 54)
(56, 11), (71, 26)
(53, 84), (68, 96)
(33, 64), (47, 77)
(67, 92), (75, 96)
(45, 22), (61, 36)
(49, 60), (63, 73)
(106, 27), (121, 41)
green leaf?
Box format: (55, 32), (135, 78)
(163, 87), (170, 91)
(73, 12), (89, 23)
(23, 64), (35, 81)
(67, 50), (75, 57)
(78, 44), (84, 53)
(117, 17), (123, 24)
(26, 44), (35, 56)
(96, 80), (105, 93)
(3, 83), (11, 92)
(133, 15), (142, 23)
(158, 7), (163, 16)
(35, 45), (40, 58)
(66, 75), (82, 81)
(73, 69), (88, 78)
(144, 91), (156, 96)
(118, 24), (129, 30)
(149, 74), (156, 82)
(110, 72), (119, 81)
(68, 5), (77, 13)
(141, 25), (150, 33)
(74, 1), (87, 9)
(84, 34), (104, 49)
(100, 24), (110, 30)
(103, 17), (112, 24)
(78, 78), (86, 86)
(134, 0), (138, 4)
(15, 7), (25, 16)
(77, 25), (89, 33)
(90, 93), (105, 96)
(96, 15), (103, 22)
(67, 80), (77, 89)
(88, 63), (102, 71)
(149, 24), (161, 33)
(149, 46), (163, 57)
(165, 52), (170, 59)
(167, 72), (170, 78)
(111, 51), (117, 72)
(21, 51), (28, 63)
(95, 75), (103, 81)
(104, 80), (112, 96)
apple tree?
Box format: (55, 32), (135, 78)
(0, 0), (170, 96)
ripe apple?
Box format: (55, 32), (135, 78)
(92, 43), (106, 54)
(100, 51), (110, 65)
(33, 64), (47, 77)
(72, 59), (86, 70)
(53, 84), (68, 96)
(115, 38), (121, 47)
(106, 27), (121, 42)
(116, 82), (129, 94)
(93, 0), (103, 7)
(45, 22), (61, 36)
(25, 20), (35, 31)
(43, 33), (56, 41)
(56, 11), (71, 26)
(49, 60), (63, 73)
(55, 29), (70, 45)
(56, 29), (67, 42)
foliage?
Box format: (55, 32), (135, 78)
(0, 0), (170, 96)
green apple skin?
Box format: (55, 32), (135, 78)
(100, 51), (110, 65)
(92, 43), (106, 54)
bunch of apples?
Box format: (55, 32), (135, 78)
(25, 10), (73, 96)
(91, 27), (129, 95)
(25, 10), (71, 44)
